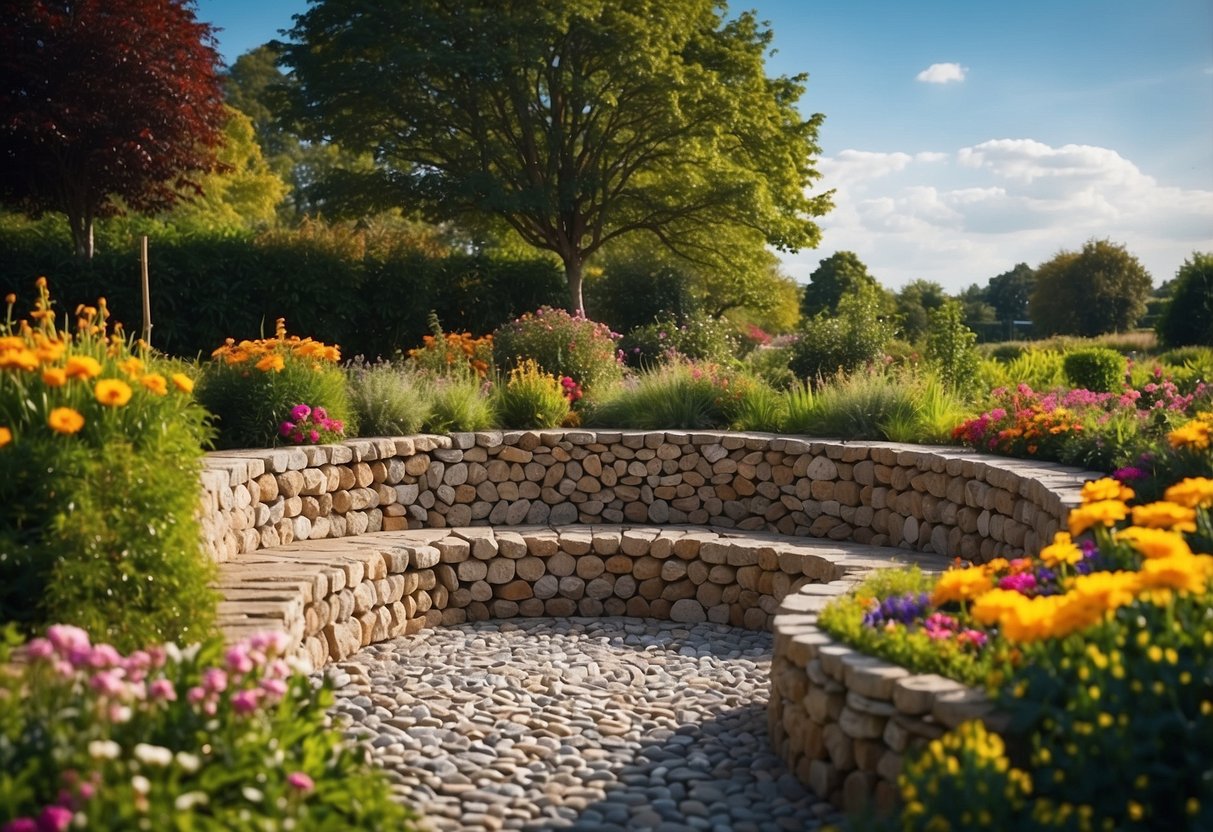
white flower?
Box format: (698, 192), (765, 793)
(174, 791), (209, 811)
(131, 775), (151, 795)
(175, 751), (201, 773)
(242, 786), (264, 803)
(88, 740), (121, 760)
(133, 743), (173, 767)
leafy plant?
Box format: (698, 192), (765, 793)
(493, 359), (569, 429)
(196, 320), (354, 449)
(618, 313), (739, 368)
(585, 361), (762, 429)
(347, 359), (429, 436)
(407, 312), (493, 378)
(925, 300), (981, 395)
(0, 627), (417, 829)
(492, 306), (623, 397)
(789, 282), (896, 384)
(421, 375), (496, 433)
(1063, 346), (1127, 393)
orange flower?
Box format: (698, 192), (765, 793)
(41, 367), (67, 387)
(1117, 527), (1192, 560)
(118, 357), (144, 378)
(256, 354), (285, 373)
(64, 355), (103, 380)
(94, 378), (133, 407)
(48, 407), (84, 434)
(140, 373), (168, 396)
(1131, 502), (1197, 533)
(0, 348), (39, 372)
(1068, 500), (1128, 538)
(1081, 477), (1134, 505)
(1164, 477), (1213, 510)
(171, 373), (195, 394)
(0, 426), (11, 447)
(1168, 420), (1210, 450)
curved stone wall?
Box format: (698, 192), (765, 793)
(201, 430), (1095, 566)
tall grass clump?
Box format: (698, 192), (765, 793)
(494, 359), (570, 429)
(347, 358), (429, 436)
(421, 374), (496, 433)
(197, 320), (354, 449)
(0, 281), (215, 648)
(586, 361), (765, 429)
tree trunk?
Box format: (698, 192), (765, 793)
(563, 254), (585, 316)
(68, 211), (95, 261)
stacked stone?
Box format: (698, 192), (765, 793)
(201, 431), (1096, 566)
(768, 598), (1003, 815)
(215, 525), (921, 671)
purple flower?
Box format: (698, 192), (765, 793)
(863, 592), (930, 628)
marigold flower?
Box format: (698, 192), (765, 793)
(64, 355), (103, 380)
(1137, 553), (1213, 595)
(0, 348), (39, 371)
(0, 426), (11, 448)
(1131, 501), (1197, 532)
(1038, 531), (1084, 568)
(1168, 420), (1210, 450)
(256, 354), (286, 373)
(41, 367), (67, 387)
(171, 373), (195, 394)
(1081, 477), (1134, 505)
(1164, 477), (1213, 509)
(95, 378), (133, 407)
(140, 373), (168, 396)
(930, 566), (994, 606)
(48, 407), (85, 434)
(118, 356), (144, 377)
(1117, 526), (1192, 560)
(1068, 500), (1128, 538)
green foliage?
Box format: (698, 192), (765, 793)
(196, 327), (354, 450)
(789, 283), (897, 383)
(347, 360), (429, 436)
(924, 300), (981, 395)
(0, 628), (417, 829)
(421, 375), (496, 433)
(586, 362), (763, 430)
(896, 279), (948, 344)
(976, 348), (1067, 393)
(782, 369), (967, 443)
(618, 314), (739, 368)
(801, 251), (885, 318)
(492, 307), (623, 395)
(494, 360), (570, 429)
(1062, 347), (1127, 393)
(282, 0), (831, 313)
(985, 262), (1036, 323)
(1156, 252), (1213, 348)
(0, 282), (215, 649)
(742, 345), (797, 390)
(584, 258), (696, 335)
(1030, 239), (1153, 336)
(730, 383), (789, 432)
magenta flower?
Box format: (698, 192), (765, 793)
(279, 421), (295, 437)
(203, 667), (229, 693)
(998, 572), (1038, 595)
(2, 818), (38, 832)
(23, 638), (54, 661)
(148, 678), (177, 702)
(313, 406), (327, 421)
(226, 645), (255, 675)
(231, 689), (262, 715)
(287, 772), (315, 793)
(290, 404), (311, 421)
(36, 806), (72, 832)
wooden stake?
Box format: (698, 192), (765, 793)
(140, 235), (152, 349)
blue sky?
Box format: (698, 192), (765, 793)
(195, 0), (1213, 293)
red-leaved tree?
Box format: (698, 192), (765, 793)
(0, 0), (227, 258)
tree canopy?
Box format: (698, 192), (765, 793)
(985, 262), (1036, 324)
(800, 251), (886, 318)
(281, 0), (832, 313)
(1156, 252), (1213, 348)
(0, 0), (227, 258)
(1030, 239), (1153, 336)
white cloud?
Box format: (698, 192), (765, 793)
(915, 62), (968, 84)
(788, 138), (1213, 292)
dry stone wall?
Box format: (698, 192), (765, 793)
(200, 430), (1093, 566)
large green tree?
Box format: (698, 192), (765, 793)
(985, 262), (1036, 324)
(1156, 252), (1213, 348)
(1030, 239), (1153, 336)
(800, 251), (888, 318)
(280, 0), (831, 313)
(895, 278), (948, 343)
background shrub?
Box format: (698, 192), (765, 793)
(1063, 346), (1128, 392)
(789, 283), (896, 384)
(1156, 252), (1213, 348)
(492, 306), (623, 395)
(924, 300), (981, 395)
(347, 359), (429, 436)
(618, 313), (739, 368)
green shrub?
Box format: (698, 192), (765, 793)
(789, 283), (896, 383)
(422, 375), (496, 433)
(976, 347), (1066, 392)
(730, 383), (788, 432)
(618, 313), (739, 368)
(494, 359), (570, 428)
(0, 282), (215, 648)
(742, 345), (796, 390)
(1156, 252), (1213, 349)
(492, 306), (623, 395)
(586, 362), (762, 430)
(925, 300), (981, 395)
(196, 322), (354, 449)
(348, 359), (429, 436)
(0, 627), (416, 829)
(583, 259), (695, 334)
(1063, 346), (1127, 392)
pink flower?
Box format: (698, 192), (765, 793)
(3, 818), (37, 832)
(187, 686), (207, 705)
(287, 772), (315, 793)
(998, 572), (1038, 595)
(89, 670), (127, 698)
(249, 631), (290, 654)
(46, 625), (90, 656)
(231, 689), (262, 715)
(36, 806), (72, 832)
(260, 678), (288, 699)
(313, 406), (327, 421)
(279, 421), (296, 437)
(203, 667), (229, 693)
(148, 679), (177, 702)
(88, 643), (122, 669)
(308, 430), (320, 444)
(23, 638), (53, 661)
(290, 404), (311, 421)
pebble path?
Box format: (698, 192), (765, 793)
(323, 617), (843, 831)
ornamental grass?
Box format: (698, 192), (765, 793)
(0, 280), (215, 649)
(823, 426), (1213, 831)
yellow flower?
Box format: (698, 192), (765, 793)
(41, 367), (67, 387)
(118, 357), (144, 378)
(931, 566), (994, 606)
(1131, 501), (1197, 532)
(140, 373), (168, 396)
(1068, 500), (1128, 538)
(0, 426), (10, 448)
(171, 373), (195, 394)
(1117, 526), (1192, 559)
(48, 407), (85, 434)
(1039, 531), (1084, 567)
(256, 353), (285, 373)
(1138, 554), (1213, 595)
(94, 378), (133, 407)
(64, 355), (103, 380)
(1080, 477), (1134, 504)
(1169, 420), (1210, 450)
(1165, 477), (1213, 509)
(0, 348), (39, 371)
